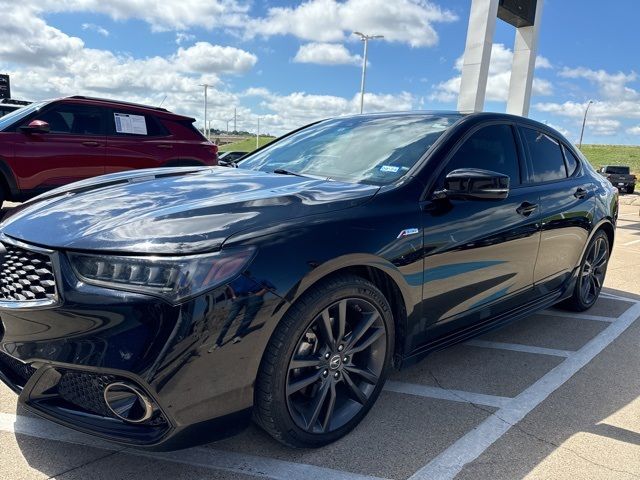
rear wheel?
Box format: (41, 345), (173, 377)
(562, 230), (610, 311)
(254, 275), (394, 447)
(626, 185), (635, 194)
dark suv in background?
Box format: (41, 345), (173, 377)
(0, 96), (218, 203)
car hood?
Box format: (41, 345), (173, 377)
(1, 167), (379, 254)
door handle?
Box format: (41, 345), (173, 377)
(157, 144), (173, 149)
(516, 202), (538, 217)
(574, 188), (588, 199)
(82, 141), (100, 147)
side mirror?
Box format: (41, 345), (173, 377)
(20, 120), (50, 134)
(435, 168), (510, 200)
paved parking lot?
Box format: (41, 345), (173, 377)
(1, 199), (640, 479)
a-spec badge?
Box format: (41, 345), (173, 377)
(397, 228), (419, 239)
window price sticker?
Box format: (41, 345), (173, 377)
(114, 113), (147, 135)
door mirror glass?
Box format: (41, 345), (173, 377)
(437, 168), (510, 200)
(20, 120), (50, 134)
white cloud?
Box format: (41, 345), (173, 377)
(174, 42), (257, 74)
(429, 44), (553, 103)
(81, 23), (109, 37)
(586, 118), (621, 136)
(245, 89), (414, 134)
(0, 4), (258, 129)
(37, 0), (250, 32)
(559, 67), (638, 100)
(0, 5), (84, 67)
(175, 32), (195, 45)
(293, 43), (362, 66)
(249, 0), (457, 47)
(627, 126), (640, 136)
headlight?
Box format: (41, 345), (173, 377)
(68, 248), (255, 304)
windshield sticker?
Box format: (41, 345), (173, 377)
(380, 165), (400, 173)
(114, 113), (147, 135)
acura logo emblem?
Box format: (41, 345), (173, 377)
(329, 354), (342, 370)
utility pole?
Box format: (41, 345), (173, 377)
(198, 84), (211, 138)
(233, 107), (237, 133)
(256, 117), (260, 149)
(353, 32), (384, 114)
(579, 100), (594, 149)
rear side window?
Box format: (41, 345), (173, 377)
(35, 104), (105, 135)
(562, 146), (580, 176)
(604, 166), (630, 174)
(107, 110), (168, 137)
(521, 128), (566, 182)
(443, 124), (521, 185)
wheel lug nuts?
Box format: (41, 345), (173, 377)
(338, 345), (344, 352)
(333, 372), (339, 379)
(322, 370), (328, 377)
(343, 356), (348, 362)
(325, 353), (331, 359)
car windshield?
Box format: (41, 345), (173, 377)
(238, 114), (459, 185)
(605, 166), (630, 174)
(0, 101), (46, 131)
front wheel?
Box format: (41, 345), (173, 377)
(562, 230), (610, 311)
(254, 275), (394, 447)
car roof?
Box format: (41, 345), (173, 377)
(45, 96), (196, 122)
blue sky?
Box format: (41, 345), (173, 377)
(1, 0), (639, 143)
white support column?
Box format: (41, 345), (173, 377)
(457, 0), (500, 113)
(506, 0), (544, 116)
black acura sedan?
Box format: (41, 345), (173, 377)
(0, 112), (617, 449)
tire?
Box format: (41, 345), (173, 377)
(254, 274), (394, 448)
(627, 185), (635, 194)
(562, 230), (610, 312)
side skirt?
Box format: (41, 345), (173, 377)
(399, 271), (578, 369)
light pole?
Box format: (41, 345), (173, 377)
(578, 100), (594, 149)
(353, 32), (383, 114)
(199, 84), (211, 139)
(256, 116), (260, 149)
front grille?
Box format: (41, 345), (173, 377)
(57, 371), (117, 418)
(0, 243), (56, 302)
(0, 351), (37, 387)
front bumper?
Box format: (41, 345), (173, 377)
(0, 238), (281, 449)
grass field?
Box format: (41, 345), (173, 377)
(579, 144), (640, 174)
(218, 136), (275, 152)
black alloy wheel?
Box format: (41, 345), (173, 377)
(564, 230), (610, 311)
(255, 275), (393, 447)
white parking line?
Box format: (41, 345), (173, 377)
(409, 298), (640, 480)
(622, 238), (640, 246)
(538, 309), (616, 323)
(464, 339), (574, 358)
(0, 412), (390, 480)
(385, 381), (512, 409)
(601, 291), (639, 303)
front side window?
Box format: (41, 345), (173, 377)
(442, 124), (521, 186)
(238, 114), (460, 185)
(34, 104), (105, 135)
(522, 128), (567, 182)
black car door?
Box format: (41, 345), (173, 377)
(519, 127), (595, 292)
(415, 123), (541, 345)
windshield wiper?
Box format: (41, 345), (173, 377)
(273, 168), (305, 177)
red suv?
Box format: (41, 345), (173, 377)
(0, 96), (218, 203)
